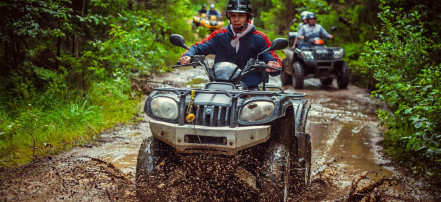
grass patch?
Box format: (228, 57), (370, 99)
(0, 78), (141, 168)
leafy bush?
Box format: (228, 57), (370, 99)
(0, 0), (196, 167)
(359, 3), (441, 181)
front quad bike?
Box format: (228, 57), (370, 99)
(282, 35), (349, 89)
(136, 34), (312, 202)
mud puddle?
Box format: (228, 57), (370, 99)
(1, 66), (439, 201)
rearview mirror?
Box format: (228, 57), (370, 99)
(257, 38), (288, 59)
(169, 34), (190, 50)
(269, 38), (289, 51)
(261, 38), (288, 53)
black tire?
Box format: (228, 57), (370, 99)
(292, 62), (304, 89)
(259, 116), (295, 202)
(136, 136), (178, 201)
(337, 61), (349, 89)
(259, 143), (291, 202)
(320, 78), (333, 86)
(280, 59), (292, 85)
(291, 134), (311, 191)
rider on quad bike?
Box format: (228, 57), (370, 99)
(207, 4), (221, 19)
(297, 13), (333, 48)
(291, 11), (312, 49)
(198, 4), (207, 15)
(135, 1), (312, 202)
(181, 0), (281, 90)
(281, 12), (349, 89)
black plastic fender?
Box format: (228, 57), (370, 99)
(289, 98), (311, 168)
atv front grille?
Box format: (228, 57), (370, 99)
(313, 49), (333, 60)
(187, 105), (232, 127)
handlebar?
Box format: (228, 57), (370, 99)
(173, 56), (281, 78)
(172, 55), (206, 68)
(242, 59), (281, 76)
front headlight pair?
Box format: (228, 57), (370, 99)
(150, 97), (178, 120)
(240, 101), (275, 122)
(333, 48), (345, 59)
(302, 51), (314, 60)
(150, 98), (275, 122)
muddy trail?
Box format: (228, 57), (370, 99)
(1, 63), (439, 201)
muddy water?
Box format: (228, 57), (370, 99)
(1, 64), (439, 201)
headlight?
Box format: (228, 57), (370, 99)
(150, 97), (178, 120)
(240, 101), (275, 122)
(333, 48), (344, 59)
(302, 51), (314, 59)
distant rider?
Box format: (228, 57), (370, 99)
(292, 11), (312, 49)
(207, 4), (221, 18)
(297, 13), (333, 49)
(198, 4), (207, 15)
(179, 0), (281, 90)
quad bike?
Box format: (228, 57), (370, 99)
(192, 13), (208, 30)
(281, 29), (349, 89)
(201, 15), (224, 32)
(136, 34), (312, 202)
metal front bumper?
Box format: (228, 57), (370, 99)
(149, 119), (271, 156)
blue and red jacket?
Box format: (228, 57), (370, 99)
(182, 24), (282, 88)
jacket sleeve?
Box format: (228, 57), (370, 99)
(257, 35), (282, 76)
(319, 25), (331, 39)
(181, 32), (218, 58)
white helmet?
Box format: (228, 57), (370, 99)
(300, 11), (312, 21)
(210, 4), (215, 8)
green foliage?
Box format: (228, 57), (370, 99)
(255, 0), (330, 34)
(0, 0), (198, 167)
(358, 3), (441, 181)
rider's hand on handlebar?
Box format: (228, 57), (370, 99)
(266, 61), (281, 72)
(299, 36), (305, 40)
(329, 34), (334, 39)
(179, 56), (191, 65)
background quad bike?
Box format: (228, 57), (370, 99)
(136, 35), (312, 202)
(281, 30), (349, 89)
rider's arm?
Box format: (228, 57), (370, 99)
(319, 25), (332, 39)
(292, 24), (303, 49)
(297, 26), (305, 40)
(257, 36), (282, 74)
(292, 37), (298, 49)
(180, 31), (218, 64)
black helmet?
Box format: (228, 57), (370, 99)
(202, 4), (206, 8)
(226, 0), (252, 15)
(306, 13), (317, 20)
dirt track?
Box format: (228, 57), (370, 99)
(1, 68), (439, 201)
